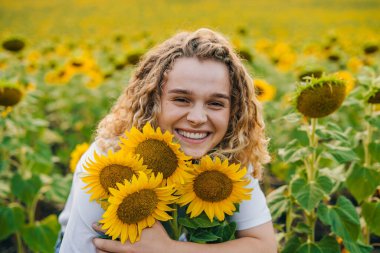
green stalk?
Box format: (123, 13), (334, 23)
(362, 104), (374, 244)
(306, 118), (318, 243)
(309, 118), (318, 181)
(285, 202), (293, 241)
(363, 104), (374, 167)
(306, 212), (316, 242)
(169, 205), (182, 240)
(16, 232), (24, 253)
(19, 147), (27, 177)
(28, 193), (40, 224)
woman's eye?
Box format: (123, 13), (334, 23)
(209, 101), (225, 108)
(173, 97), (189, 103)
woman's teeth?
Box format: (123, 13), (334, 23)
(178, 130), (208, 139)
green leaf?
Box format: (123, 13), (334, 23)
(11, 173), (42, 207)
(296, 237), (340, 253)
(282, 146), (311, 163)
(291, 176), (333, 212)
(43, 174), (72, 203)
(361, 201), (380, 236)
(0, 205), (25, 240)
(189, 230), (221, 243)
(27, 142), (53, 174)
(317, 196), (360, 242)
(282, 236), (302, 253)
(178, 217), (198, 229)
(369, 142), (380, 163)
(343, 240), (372, 253)
(21, 215), (60, 253)
(0, 159), (9, 173)
(346, 163), (380, 203)
(323, 143), (359, 163)
(318, 236), (340, 253)
(365, 115), (380, 129)
(0, 176), (11, 199)
(178, 212), (220, 229)
(283, 236), (340, 253)
(219, 222), (236, 242)
(296, 242), (322, 253)
(315, 123), (350, 145)
(267, 185), (291, 220)
(319, 166), (345, 193)
(293, 223), (311, 234)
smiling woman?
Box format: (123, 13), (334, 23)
(158, 57), (231, 159)
(57, 28), (276, 253)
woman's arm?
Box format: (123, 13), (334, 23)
(59, 143), (105, 253)
(92, 221), (277, 253)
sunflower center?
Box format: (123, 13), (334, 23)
(255, 86), (264, 96)
(296, 81), (346, 118)
(117, 189), (158, 224)
(0, 87), (22, 107)
(135, 139), (178, 179)
(99, 165), (134, 194)
(193, 170), (233, 202)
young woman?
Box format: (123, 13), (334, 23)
(57, 28), (277, 253)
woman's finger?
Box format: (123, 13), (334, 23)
(93, 238), (131, 253)
(96, 249), (111, 253)
(92, 223), (107, 233)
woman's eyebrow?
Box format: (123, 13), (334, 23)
(211, 93), (230, 101)
(168, 89), (230, 101)
(168, 88), (191, 95)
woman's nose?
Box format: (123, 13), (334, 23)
(187, 105), (207, 125)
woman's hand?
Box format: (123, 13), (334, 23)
(92, 222), (175, 253)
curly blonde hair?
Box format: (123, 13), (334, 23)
(96, 28), (270, 178)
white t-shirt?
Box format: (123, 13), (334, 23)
(58, 142), (272, 253)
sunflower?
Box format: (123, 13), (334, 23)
(177, 156), (252, 222)
(2, 37), (25, 52)
(100, 172), (176, 243)
(120, 122), (191, 186)
(253, 79), (276, 102)
(81, 150), (148, 201)
(294, 76), (346, 118)
(0, 81), (23, 107)
(332, 71), (355, 94)
(69, 142), (90, 173)
(44, 67), (75, 85)
(363, 42), (379, 55)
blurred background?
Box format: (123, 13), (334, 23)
(1, 0), (379, 252)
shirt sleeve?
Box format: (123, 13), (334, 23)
(59, 142), (105, 253)
(230, 174), (272, 231)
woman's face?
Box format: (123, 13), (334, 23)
(157, 57), (231, 159)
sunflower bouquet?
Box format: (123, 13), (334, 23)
(81, 122), (252, 244)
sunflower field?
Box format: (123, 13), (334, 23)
(1, 0), (380, 252)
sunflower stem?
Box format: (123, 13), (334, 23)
(169, 205), (181, 240)
(306, 118), (318, 243)
(16, 232), (24, 253)
(362, 104), (375, 245)
(363, 104), (374, 167)
(306, 211), (316, 243)
(308, 118), (318, 181)
(28, 193), (40, 224)
(285, 202), (293, 242)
